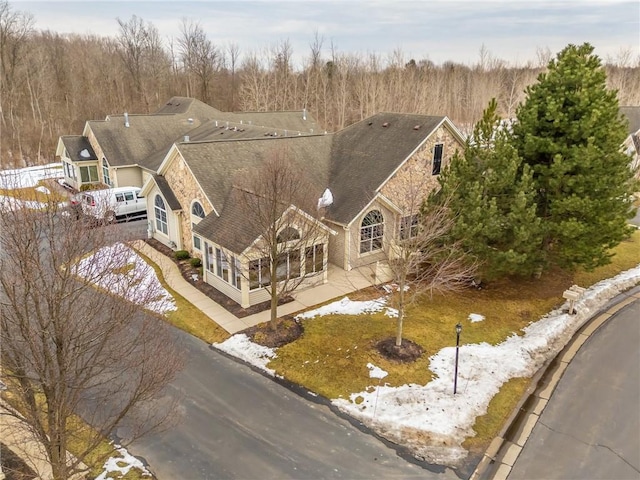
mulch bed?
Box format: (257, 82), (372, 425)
(376, 337), (424, 362)
(144, 238), (292, 318)
(242, 316), (304, 348)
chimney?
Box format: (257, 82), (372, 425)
(124, 112), (130, 128)
(184, 135), (189, 142)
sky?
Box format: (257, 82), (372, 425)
(12, 0), (640, 67)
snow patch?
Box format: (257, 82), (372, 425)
(296, 296), (391, 319)
(95, 445), (151, 480)
(367, 363), (388, 379)
(468, 313), (485, 323)
(213, 334), (277, 376)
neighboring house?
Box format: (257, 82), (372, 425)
(620, 106), (640, 179)
(140, 111), (465, 308)
(55, 97), (319, 191)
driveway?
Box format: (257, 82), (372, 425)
(130, 330), (457, 480)
(507, 298), (640, 479)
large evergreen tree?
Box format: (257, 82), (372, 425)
(430, 99), (542, 280)
(512, 43), (636, 271)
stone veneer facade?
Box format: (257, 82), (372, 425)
(162, 150), (213, 257)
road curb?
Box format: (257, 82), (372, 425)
(469, 285), (640, 480)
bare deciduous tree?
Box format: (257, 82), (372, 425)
(178, 19), (220, 104)
(236, 147), (330, 328)
(0, 192), (184, 480)
(374, 165), (477, 347)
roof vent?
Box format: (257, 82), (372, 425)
(284, 129), (287, 136)
(240, 120), (243, 124)
(368, 122), (373, 126)
(215, 120), (218, 127)
(382, 122), (389, 128)
(124, 112), (130, 128)
(187, 117), (194, 124)
(303, 108), (307, 121)
(184, 135), (189, 142)
(413, 125), (421, 130)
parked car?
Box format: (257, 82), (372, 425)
(80, 187), (146, 223)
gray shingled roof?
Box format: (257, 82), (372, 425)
(193, 188), (291, 253)
(90, 97), (320, 171)
(181, 135), (332, 252)
(325, 112), (445, 225)
(89, 114), (214, 169)
(620, 106), (640, 135)
(153, 175), (182, 211)
(177, 135), (331, 213)
(61, 136), (97, 162)
(184, 113), (454, 250)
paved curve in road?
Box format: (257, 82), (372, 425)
(130, 329), (458, 480)
(508, 299), (640, 480)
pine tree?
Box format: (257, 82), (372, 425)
(512, 43), (637, 271)
(430, 99), (542, 280)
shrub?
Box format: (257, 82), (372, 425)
(175, 250), (190, 260)
(189, 257), (202, 268)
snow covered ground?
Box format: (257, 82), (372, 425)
(0, 162), (62, 189)
(95, 444), (152, 480)
(74, 243), (177, 314)
(214, 265), (640, 466)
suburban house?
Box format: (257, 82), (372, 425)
(56, 98), (465, 308)
(620, 106), (640, 178)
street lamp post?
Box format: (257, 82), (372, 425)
(453, 322), (462, 394)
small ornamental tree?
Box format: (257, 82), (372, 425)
(431, 98), (543, 279)
(512, 43), (637, 271)
(371, 157), (476, 349)
(237, 147), (329, 329)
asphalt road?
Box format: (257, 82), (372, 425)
(508, 299), (640, 480)
(129, 330), (457, 480)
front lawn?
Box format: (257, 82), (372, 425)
(267, 230), (640, 447)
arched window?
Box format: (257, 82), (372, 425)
(191, 201), (205, 250)
(277, 227), (300, 243)
(191, 201), (205, 219)
(154, 195), (168, 235)
(360, 210), (384, 253)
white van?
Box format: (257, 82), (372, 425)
(81, 187), (146, 223)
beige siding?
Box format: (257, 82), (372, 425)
(146, 184), (182, 249)
(115, 166), (142, 188)
(327, 226), (347, 269)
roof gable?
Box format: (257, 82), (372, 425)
(325, 112), (447, 224)
(60, 136), (97, 162)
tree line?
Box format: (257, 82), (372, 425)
(1, 0), (639, 169)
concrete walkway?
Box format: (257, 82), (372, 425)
(132, 240), (381, 334)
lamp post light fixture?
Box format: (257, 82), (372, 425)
(453, 322), (462, 395)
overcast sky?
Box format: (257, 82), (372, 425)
(12, 0), (640, 67)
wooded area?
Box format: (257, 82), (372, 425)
(1, 1), (639, 169)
